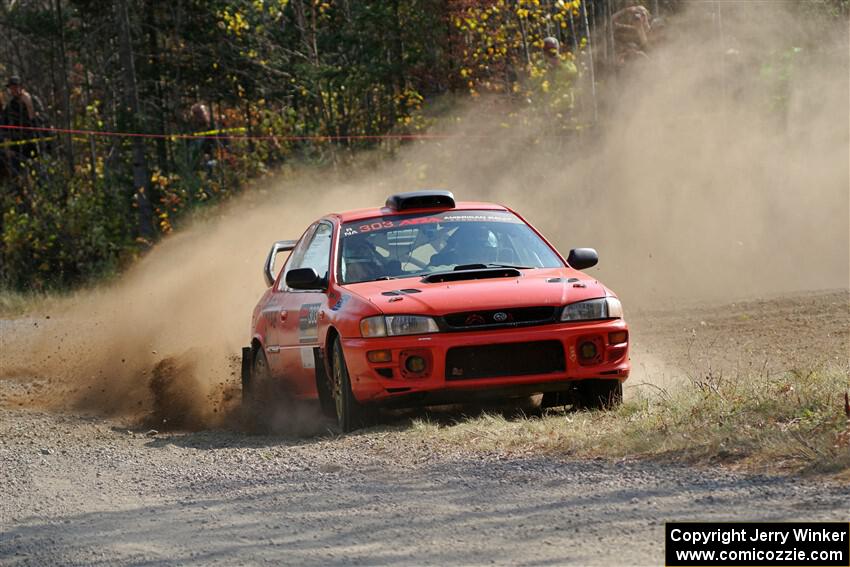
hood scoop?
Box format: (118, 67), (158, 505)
(422, 267), (521, 284)
(381, 289), (422, 296)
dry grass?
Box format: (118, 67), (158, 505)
(405, 366), (850, 476)
(0, 290), (50, 318)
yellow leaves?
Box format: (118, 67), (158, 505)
(159, 216), (172, 234)
(452, 0), (585, 102)
(217, 8), (250, 36)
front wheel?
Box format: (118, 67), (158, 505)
(574, 379), (623, 410)
(331, 338), (368, 433)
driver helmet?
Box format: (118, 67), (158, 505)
(447, 224), (497, 259)
(343, 239), (383, 282)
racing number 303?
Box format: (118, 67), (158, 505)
(358, 221), (395, 233)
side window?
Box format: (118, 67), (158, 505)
(278, 224), (317, 290)
(282, 222), (332, 289)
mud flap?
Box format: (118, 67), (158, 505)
(241, 346), (252, 390)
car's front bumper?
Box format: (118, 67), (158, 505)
(342, 319), (630, 404)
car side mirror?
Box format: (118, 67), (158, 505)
(567, 248), (598, 270)
(264, 240), (297, 287)
(286, 267), (327, 290)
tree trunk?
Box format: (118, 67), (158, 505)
(55, 0), (74, 176)
(115, 0), (153, 239)
(145, 0), (169, 173)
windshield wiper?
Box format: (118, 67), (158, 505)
(370, 273), (423, 281)
(453, 263), (533, 271)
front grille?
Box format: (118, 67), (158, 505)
(442, 306), (557, 330)
(445, 340), (565, 380)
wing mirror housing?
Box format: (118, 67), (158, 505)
(285, 267), (327, 291)
(264, 240), (298, 287)
(567, 248), (599, 270)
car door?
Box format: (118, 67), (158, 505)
(276, 221), (334, 397)
(262, 224), (317, 382)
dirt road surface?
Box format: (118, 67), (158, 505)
(1, 290), (848, 566)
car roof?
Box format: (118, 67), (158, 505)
(330, 201), (510, 223)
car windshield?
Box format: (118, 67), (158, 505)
(338, 210), (564, 284)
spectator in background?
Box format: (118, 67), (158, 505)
(187, 102), (227, 173)
(542, 37), (578, 86)
(538, 37), (578, 127)
(2, 75), (47, 175)
(612, 2), (653, 67)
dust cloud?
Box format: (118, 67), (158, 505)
(0, 1), (846, 427)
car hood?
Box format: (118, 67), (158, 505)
(342, 268), (611, 315)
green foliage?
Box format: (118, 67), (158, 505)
(1, 159), (133, 290)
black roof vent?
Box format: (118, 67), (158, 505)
(385, 190), (455, 211)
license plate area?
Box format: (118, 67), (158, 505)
(445, 340), (565, 380)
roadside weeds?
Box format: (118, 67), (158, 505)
(405, 366), (850, 478)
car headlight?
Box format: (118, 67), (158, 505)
(560, 297), (623, 321)
(360, 315), (440, 337)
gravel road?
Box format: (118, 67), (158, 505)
(1, 290), (848, 566)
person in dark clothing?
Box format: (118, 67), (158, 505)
(187, 102), (229, 173)
(1, 75), (47, 175)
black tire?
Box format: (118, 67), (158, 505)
(541, 390), (570, 409)
(314, 350), (337, 419)
(574, 379), (623, 410)
(243, 348), (286, 432)
(331, 337), (367, 433)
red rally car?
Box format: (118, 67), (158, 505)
(242, 191), (630, 432)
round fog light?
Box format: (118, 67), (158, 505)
(579, 341), (597, 360)
(405, 356), (426, 373)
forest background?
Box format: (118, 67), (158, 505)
(0, 0), (847, 291)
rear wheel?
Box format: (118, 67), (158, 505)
(243, 348), (287, 432)
(331, 338), (367, 433)
(574, 379), (623, 410)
